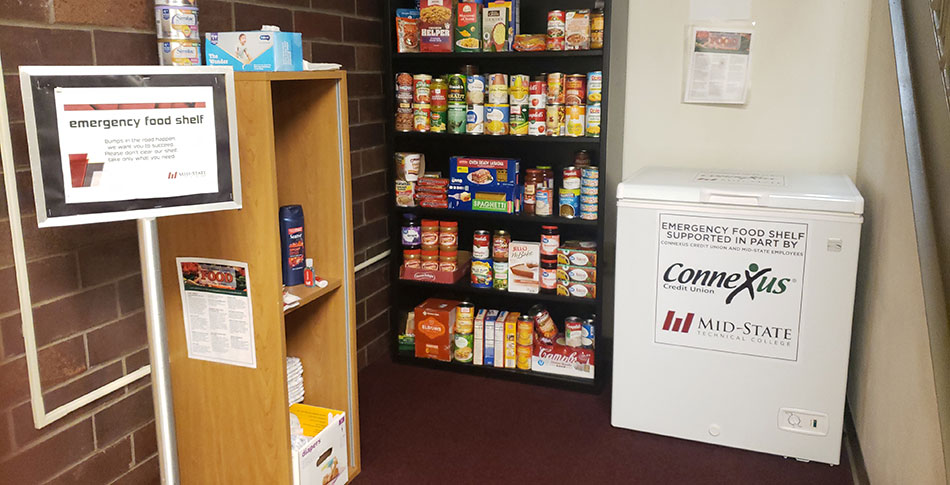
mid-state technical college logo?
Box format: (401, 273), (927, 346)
(661, 262), (794, 304)
(661, 310), (694, 333)
(660, 309), (795, 345)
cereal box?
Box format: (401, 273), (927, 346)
(565, 9), (591, 51)
(420, 0), (453, 52)
(473, 309), (486, 365)
(455, 2), (481, 52)
(508, 241), (540, 294)
(482, 6), (508, 52)
(504, 312), (519, 368)
(483, 309), (499, 366)
(494, 311), (508, 368)
(448, 156), (521, 213)
(414, 298), (459, 361)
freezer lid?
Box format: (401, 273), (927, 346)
(617, 167), (864, 215)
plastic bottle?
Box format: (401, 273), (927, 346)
(279, 205), (306, 286)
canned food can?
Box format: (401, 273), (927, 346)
(509, 74), (529, 104)
(586, 103), (601, 137)
(587, 71), (603, 103)
(580, 195), (599, 205)
(547, 10), (566, 51)
(562, 166), (581, 189)
(454, 333), (474, 363)
(566, 104), (586, 137)
(487, 73), (509, 104)
(536, 188), (553, 216)
(158, 40), (201, 66)
(559, 188), (580, 218)
(466, 74), (485, 104)
(531, 305), (559, 345)
(413, 103), (431, 132)
(591, 9), (605, 49)
(529, 78), (547, 98)
(485, 104), (510, 135)
(466, 104), (484, 135)
(396, 72), (414, 94)
(580, 185), (599, 196)
(582, 319), (596, 348)
(456, 302), (476, 334)
(473, 230), (491, 259)
(545, 104), (564, 137)
(430, 109), (446, 133)
(492, 230), (510, 260)
(471, 259), (493, 287)
(516, 344), (532, 370)
(580, 211), (598, 221)
(155, 6), (199, 40)
(546, 73), (565, 105)
(581, 166), (600, 180)
(413, 74), (432, 104)
(528, 108), (547, 136)
(447, 74), (467, 104)
(565, 74), (587, 105)
(565, 317), (583, 347)
(540, 261), (557, 289)
(517, 315), (534, 346)
(528, 94), (547, 111)
(581, 176), (599, 187)
(447, 103), (467, 134)
(580, 203), (598, 213)
(395, 107), (413, 132)
(493, 260), (509, 290)
(509, 103), (528, 135)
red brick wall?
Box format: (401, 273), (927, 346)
(0, 0), (390, 483)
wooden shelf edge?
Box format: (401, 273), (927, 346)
(284, 278), (343, 315)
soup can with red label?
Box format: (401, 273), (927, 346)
(565, 74), (586, 105)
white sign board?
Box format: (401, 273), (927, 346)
(20, 66), (241, 227)
(654, 213), (807, 361)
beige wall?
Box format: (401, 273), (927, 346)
(848, 0), (948, 482)
(621, 0), (870, 177)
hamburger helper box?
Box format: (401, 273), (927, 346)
(448, 156), (521, 213)
(205, 30), (303, 71)
(414, 298), (459, 361)
(289, 404), (348, 485)
(420, 0), (453, 52)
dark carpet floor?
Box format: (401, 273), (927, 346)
(355, 359), (853, 484)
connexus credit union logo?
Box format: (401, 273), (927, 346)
(661, 262), (796, 304)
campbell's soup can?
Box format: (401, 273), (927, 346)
(487, 73), (509, 104)
(412, 103), (430, 132)
(565, 74), (587, 105)
(485, 104), (510, 135)
(473, 230), (491, 259)
(562, 166), (581, 189)
(587, 71), (603, 103)
(509, 103), (528, 135)
(447, 103), (467, 134)
(586, 103), (602, 137)
(516, 344), (532, 370)
(466, 104), (484, 134)
(447, 74), (467, 104)
(413, 74), (432, 103)
(509, 74), (529, 104)
(467, 74), (485, 104)
(566, 105), (586, 137)
(547, 10), (566, 51)
(565, 317), (584, 347)
(546, 104), (564, 137)
(528, 107), (546, 135)
(529, 78), (547, 98)
(546, 72), (565, 105)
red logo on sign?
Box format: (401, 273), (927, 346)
(662, 310), (694, 333)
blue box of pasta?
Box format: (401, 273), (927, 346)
(448, 156), (521, 213)
(205, 31), (303, 71)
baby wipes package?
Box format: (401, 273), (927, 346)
(205, 31), (303, 71)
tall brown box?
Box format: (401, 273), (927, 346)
(414, 298), (460, 361)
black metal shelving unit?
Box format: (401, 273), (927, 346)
(384, 0), (614, 392)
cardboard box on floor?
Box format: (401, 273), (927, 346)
(290, 404), (348, 485)
(414, 298), (460, 361)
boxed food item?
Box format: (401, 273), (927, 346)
(494, 311), (507, 368)
(557, 264), (596, 283)
(205, 31), (303, 71)
(395, 180), (415, 207)
(564, 9), (591, 51)
(414, 298), (459, 361)
(398, 312), (415, 353)
(504, 312), (519, 368)
(482, 6), (508, 52)
(448, 156), (521, 213)
(513, 34), (545, 51)
(289, 404), (349, 485)
(419, 0), (453, 52)
(395, 8), (420, 53)
(488, 0), (519, 50)
(508, 241), (540, 294)
(473, 309), (486, 365)
(557, 240), (597, 267)
(532, 340), (594, 379)
(455, 1), (481, 52)
(483, 309), (499, 366)
(557, 279), (596, 299)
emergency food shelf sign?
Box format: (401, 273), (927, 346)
(655, 213), (807, 361)
(20, 66), (241, 227)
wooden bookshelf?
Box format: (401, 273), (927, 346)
(157, 71), (360, 484)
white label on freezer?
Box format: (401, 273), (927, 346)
(694, 172), (786, 186)
(654, 213), (807, 361)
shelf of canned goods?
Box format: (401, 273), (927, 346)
(384, 0), (614, 391)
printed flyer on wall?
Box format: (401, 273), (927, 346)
(683, 26), (753, 104)
(177, 257), (257, 368)
(54, 85), (218, 204)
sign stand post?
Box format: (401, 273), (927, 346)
(138, 217), (180, 484)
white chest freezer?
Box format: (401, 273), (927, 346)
(611, 167), (863, 465)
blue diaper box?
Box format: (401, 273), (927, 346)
(205, 31), (303, 71)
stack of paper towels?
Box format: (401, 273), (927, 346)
(287, 356), (304, 405)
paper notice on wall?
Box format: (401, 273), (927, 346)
(177, 257), (256, 368)
(53, 86), (218, 204)
(683, 26), (753, 104)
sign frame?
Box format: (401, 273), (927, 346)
(19, 65), (242, 227)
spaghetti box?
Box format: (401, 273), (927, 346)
(414, 298), (459, 361)
(448, 156), (521, 213)
(205, 31), (303, 71)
